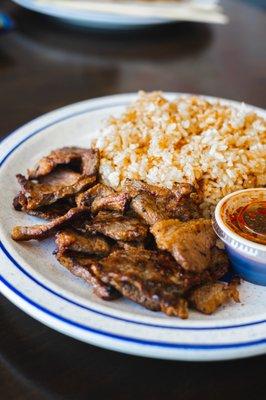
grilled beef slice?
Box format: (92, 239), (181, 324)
(76, 183), (114, 207)
(189, 280), (240, 314)
(15, 171), (95, 211)
(28, 147), (99, 179)
(55, 229), (111, 256)
(91, 246), (230, 317)
(91, 248), (190, 318)
(123, 179), (173, 198)
(151, 218), (217, 272)
(14, 147), (99, 213)
(55, 229), (118, 300)
(56, 253), (120, 300)
(125, 179), (200, 224)
(13, 197), (75, 220)
(76, 183), (129, 214)
(124, 179), (199, 201)
(85, 211), (148, 242)
(11, 207), (90, 241)
(131, 193), (167, 226)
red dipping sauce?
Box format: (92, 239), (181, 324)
(226, 200), (266, 245)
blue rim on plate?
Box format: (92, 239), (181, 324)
(1, 94), (265, 360)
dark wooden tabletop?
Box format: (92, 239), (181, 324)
(0, 1), (266, 399)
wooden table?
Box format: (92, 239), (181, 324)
(0, 1), (265, 399)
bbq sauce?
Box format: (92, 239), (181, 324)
(226, 201), (266, 245)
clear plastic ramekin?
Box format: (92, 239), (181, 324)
(213, 188), (266, 286)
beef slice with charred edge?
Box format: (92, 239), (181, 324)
(91, 248), (189, 318)
(56, 253), (120, 301)
(28, 147), (100, 179)
(131, 193), (167, 226)
(76, 183), (129, 214)
(13, 170), (79, 212)
(125, 179), (200, 224)
(85, 211), (148, 242)
(123, 179), (173, 198)
(91, 193), (129, 215)
(13, 197), (75, 220)
(189, 279), (240, 314)
(90, 247), (229, 318)
(55, 229), (111, 256)
(15, 171), (96, 211)
(76, 184), (113, 208)
(11, 207), (90, 241)
(151, 218), (217, 272)
(124, 179), (198, 201)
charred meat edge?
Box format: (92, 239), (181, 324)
(56, 253), (120, 301)
(55, 229), (111, 256)
(76, 183), (129, 214)
(11, 207), (90, 241)
(90, 248), (230, 319)
(15, 173), (96, 211)
(85, 211), (149, 242)
(28, 147), (100, 179)
(188, 278), (240, 314)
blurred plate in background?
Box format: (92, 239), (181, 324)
(12, 0), (227, 29)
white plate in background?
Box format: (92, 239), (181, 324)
(12, 0), (226, 28)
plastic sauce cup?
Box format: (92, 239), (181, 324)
(213, 188), (266, 286)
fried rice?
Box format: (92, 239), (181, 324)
(94, 91), (266, 216)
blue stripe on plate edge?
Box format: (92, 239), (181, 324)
(1, 274), (265, 350)
(0, 99), (265, 345)
(1, 241), (265, 332)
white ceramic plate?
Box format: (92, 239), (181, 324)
(12, 0), (172, 28)
(0, 93), (266, 361)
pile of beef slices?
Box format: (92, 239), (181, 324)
(11, 147), (240, 319)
